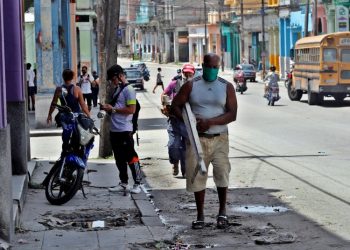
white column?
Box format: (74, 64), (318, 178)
(189, 37), (193, 63)
(174, 30), (178, 62)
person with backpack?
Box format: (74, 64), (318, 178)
(160, 64), (195, 177)
(78, 65), (94, 111)
(99, 64), (142, 194)
(91, 70), (100, 107)
(46, 69), (90, 125)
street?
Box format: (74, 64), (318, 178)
(18, 58), (350, 249)
(121, 59), (350, 243)
(3, 1), (350, 248)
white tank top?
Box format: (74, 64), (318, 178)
(189, 76), (228, 134)
(80, 74), (92, 94)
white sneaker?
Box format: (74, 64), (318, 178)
(108, 182), (128, 192)
(130, 184), (142, 194)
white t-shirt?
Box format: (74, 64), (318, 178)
(26, 69), (35, 87)
(78, 73), (94, 94)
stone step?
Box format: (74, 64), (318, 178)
(0, 238), (10, 250)
(11, 174), (27, 228)
(13, 204), (18, 229)
(27, 161), (37, 180)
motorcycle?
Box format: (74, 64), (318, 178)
(234, 69), (247, 94)
(142, 68), (150, 81)
(266, 86), (280, 106)
(284, 70), (293, 88)
(42, 90), (99, 205)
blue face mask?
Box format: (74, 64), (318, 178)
(202, 66), (219, 82)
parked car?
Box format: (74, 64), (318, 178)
(130, 62), (150, 81)
(234, 64), (256, 82)
(124, 67), (144, 90)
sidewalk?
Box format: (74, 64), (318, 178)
(12, 160), (173, 250)
(9, 106), (172, 249)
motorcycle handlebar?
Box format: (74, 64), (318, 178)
(54, 104), (72, 113)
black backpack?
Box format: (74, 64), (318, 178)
(110, 84), (140, 134)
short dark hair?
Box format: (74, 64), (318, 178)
(203, 53), (220, 65)
(62, 69), (74, 81)
(158, 67), (161, 71)
(107, 64), (124, 80)
(27, 63), (31, 69)
(82, 66), (88, 70)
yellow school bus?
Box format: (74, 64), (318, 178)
(288, 32), (350, 105)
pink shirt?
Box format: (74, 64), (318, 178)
(163, 80), (178, 100)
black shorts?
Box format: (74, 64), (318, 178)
(28, 86), (36, 96)
(83, 93), (92, 107)
(156, 82), (163, 86)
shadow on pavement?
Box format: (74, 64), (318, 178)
(299, 99), (350, 108)
(138, 117), (168, 131)
(148, 187), (350, 249)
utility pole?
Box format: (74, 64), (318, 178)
(305, 0), (310, 37)
(219, 0), (224, 71)
(240, 0), (244, 63)
(313, 0), (318, 35)
(204, 0), (208, 54)
(261, 0), (266, 79)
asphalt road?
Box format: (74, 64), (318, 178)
(117, 58), (350, 242)
(29, 58), (350, 245)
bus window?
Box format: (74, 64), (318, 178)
(323, 48), (336, 62)
(341, 49), (350, 62)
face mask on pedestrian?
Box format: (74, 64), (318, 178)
(202, 66), (219, 82)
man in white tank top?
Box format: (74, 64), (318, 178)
(172, 53), (238, 230)
(78, 65), (94, 111)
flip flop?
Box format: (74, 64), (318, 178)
(192, 220), (205, 229)
(217, 215), (228, 229)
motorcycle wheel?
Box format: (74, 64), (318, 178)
(45, 162), (84, 205)
(284, 79), (289, 88)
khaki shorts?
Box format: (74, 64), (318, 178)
(186, 134), (231, 192)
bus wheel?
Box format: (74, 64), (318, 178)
(318, 94), (324, 105)
(287, 84), (302, 101)
(334, 94), (346, 103)
(307, 84), (319, 105)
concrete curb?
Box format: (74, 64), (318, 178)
(11, 175), (27, 228)
(131, 187), (174, 242)
(30, 130), (61, 137)
(0, 238), (10, 250)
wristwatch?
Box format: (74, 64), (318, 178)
(112, 108), (118, 113)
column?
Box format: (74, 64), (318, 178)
(3, 0), (28, 175)
(70, 0), (77, 80)
(0, 0), (14, 242)
(279, 18), (284, 78)
(61, 0), (71, 70)
(52, 0), (63, 85)
(174, 29), (178, 62)
(189, 37), (193, 63)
